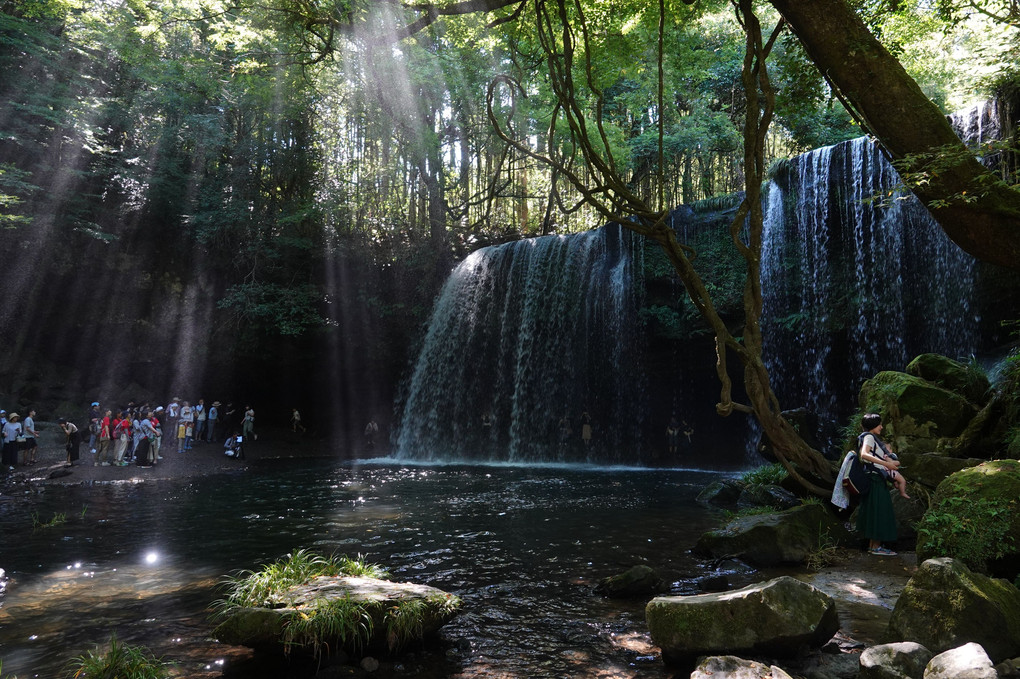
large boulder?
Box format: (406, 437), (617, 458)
(886, 558), (1020, 662)
(915, 460), (1020, 579)
(214, 576), (460, 654)
(645, 575), (838, 664)
(694, 503), (852, 567)
(923, 642), (996, 679)
(859, 371), (977, 453)
(859, 641), (933, 679)
(894, 452), (985, 490)
(905, 354), (990, 407)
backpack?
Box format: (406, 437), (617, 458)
(842, 451), (871, 497)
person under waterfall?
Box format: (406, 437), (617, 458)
(666, 416), (680, 455)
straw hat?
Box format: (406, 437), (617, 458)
(212, 401), (221, 407)
(8, 413), (19, 421)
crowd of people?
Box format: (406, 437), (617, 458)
(0, 398), (259, 472)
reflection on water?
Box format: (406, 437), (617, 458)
(0, 460), (738, 677)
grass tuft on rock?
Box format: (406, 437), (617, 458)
(217, 548), (389, 610)
(215, 549), (458, 659)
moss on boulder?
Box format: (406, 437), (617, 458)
(906, 354), (990, 406)
(646, 576), (838, 664)
(915, 460), (1020, 579)
(694, 504), (851, 567)
(895, 452), (986, 489)
(886, 558), (1020, 663)
(859, 371), (977, 452)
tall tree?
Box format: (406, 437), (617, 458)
(771, 0), (1020, 270)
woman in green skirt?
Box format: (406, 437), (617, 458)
(856, 413), (902, 556)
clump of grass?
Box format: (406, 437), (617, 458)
(218, 549), (389, 610)
(283, 596), (375, 658)
(217, 550), (459, 660)
(740, 463), (787, 487)
(336, 554), (389, 580)
(805, 526), (841, 571)
(68, 635), (173, 679)
(31, 511), (66, 532)
(384, 599), (426, 651)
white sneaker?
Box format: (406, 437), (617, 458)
(100, 462), (110, 466)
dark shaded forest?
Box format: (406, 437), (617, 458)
(1, 0), (1018, 450)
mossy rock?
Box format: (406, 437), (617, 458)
(694, 503), (852, 567)
(859, 371), (977, 450)
(886, 557), (1020, 662)
(916, 460), (1020, 579)
(906, 353), (990, 406)
(214, 576), (461, 656)
(646, 575), (838, 664)
(895, 452), (985, 490)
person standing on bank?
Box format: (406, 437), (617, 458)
(22, 409), (39, 465)
(2, 413), (22, 470)
(856, 413), (903, 556)
(60, 418), (82, 466)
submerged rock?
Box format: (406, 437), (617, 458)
(645, 575), (838, 664)
(214, 576), (461, 656)
(596, 564), (665, 597)
(887, 558), (1020, 662)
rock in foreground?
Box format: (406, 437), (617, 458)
(645, 575), (838, 664)
(887, 558), (1020, 662)
(214, 576), (460, 656)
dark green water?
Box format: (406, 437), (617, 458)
(0, 460), (742, 678)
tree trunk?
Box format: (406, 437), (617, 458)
(771, 0), (1020, 270)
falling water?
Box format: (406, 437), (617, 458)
(392, 224), (649, 463)
(761, 136), (979, 425)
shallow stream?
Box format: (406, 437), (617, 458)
(0, 460), (744, 678)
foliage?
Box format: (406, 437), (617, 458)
(638, 305), (684, 339)
(217, 282), (324, 338)
(68, 635), (173, 679)
(216, 549), (389, 611)
(740, 462), (788, 487)
(890, 142), (1020, 210)
(217, 549), (457, 659)
(383, 598), (427, 652)
(915, 495), (1017, 571)
(31, 511), (66, 531)
(282, 595), (374, 657)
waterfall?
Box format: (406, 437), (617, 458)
(761, 136), (978, 426)
(392, 224), (648, 463)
